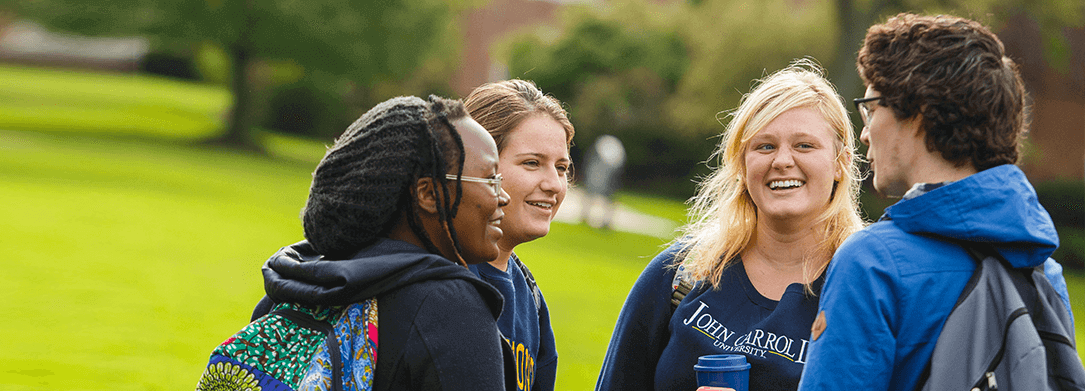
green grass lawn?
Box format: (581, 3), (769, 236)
(1, 64), (1082, 390)
(0, 128), (670, 390)
(0, 64), (229, 140)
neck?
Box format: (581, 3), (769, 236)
(742, 217), (828, 282)
(489, 242), (514, 272)
(908, 150), (978, 188)
(386, 214), (426, 251)
(894, 120), (978, 195)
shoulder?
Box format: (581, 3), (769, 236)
(648, 242), (686, 274)
(387, 278), (494, 322)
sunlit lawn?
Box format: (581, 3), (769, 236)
(0, 128), (670, 390)
(1, 64), (1081, 390)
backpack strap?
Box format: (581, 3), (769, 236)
(273, 307), (345, 391)
(511, 254), (542, 313)
(916, 241), (1085, 391)
(671, 264), (698, 312)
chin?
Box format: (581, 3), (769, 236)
(522, 225), (551, 242)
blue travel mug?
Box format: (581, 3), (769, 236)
(694, 354), (751, 391)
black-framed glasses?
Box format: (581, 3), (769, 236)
(446, 173), (502, 196)
(853, 96), (885, 126)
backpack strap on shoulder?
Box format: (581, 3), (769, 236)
(671, 264), (698, 311)
(512, 254), (542, 312)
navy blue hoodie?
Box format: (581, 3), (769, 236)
(254, 238), (515, 391)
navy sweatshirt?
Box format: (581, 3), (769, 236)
(597, 242), (821, 391)
(469, 254), (558, 391)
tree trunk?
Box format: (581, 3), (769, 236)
(214, 0), (262, 152)
(829, 0), (869, 111)
(219, 45), (261, 151)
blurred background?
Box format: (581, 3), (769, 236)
(0, 0), (1081, 389)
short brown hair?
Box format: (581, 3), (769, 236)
(857, 13), (1027, 171)
(463, 79), (575, 152)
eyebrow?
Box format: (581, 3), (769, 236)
(512, 152), (571, 162)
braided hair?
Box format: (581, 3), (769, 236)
(302, 95), (471, 265)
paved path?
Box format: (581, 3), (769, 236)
(553, 188), (680, 239)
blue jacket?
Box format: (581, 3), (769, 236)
(798, 165), (1067, 391)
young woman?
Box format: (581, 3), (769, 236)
(462, 79), (575, 391)
(595, 60), (866, 391)
(210, 95), (515, 390)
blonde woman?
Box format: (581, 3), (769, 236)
(596, 60), (865, 391)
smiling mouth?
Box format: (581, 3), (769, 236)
(769, 180), (805, 190)
(527, 201), (554, 210)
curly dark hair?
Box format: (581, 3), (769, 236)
(302, 95), (471, 264)
(857, 13), (1028, 171)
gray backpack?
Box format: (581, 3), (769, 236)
(918, 244), (1085, 391)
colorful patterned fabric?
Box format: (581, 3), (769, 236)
(196, 298), (378, 391)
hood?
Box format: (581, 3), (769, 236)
(884, 164), (1059, 268)
(262, 238), (504, 319)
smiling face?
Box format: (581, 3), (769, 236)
(496, 114), (570, 248)
(859, 86), (923, 197)
(448, 116), (509, 264)
(744, 106), (840, 225)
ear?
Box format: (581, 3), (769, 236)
(836, 152), (850, 182)
(903, 114), (925, 138)
(415, 177), (440, 214)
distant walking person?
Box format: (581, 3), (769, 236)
(580, 134), (626, 229)
(798, 13), (1074, 391)
(464, 79), (575, 391)
(205, 95), (515, 391)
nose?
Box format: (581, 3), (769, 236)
(859, 125), (870, 146)
(539, 168), (564, 194)
(772, 146), (795, 169)
(497, 188), (510, 207)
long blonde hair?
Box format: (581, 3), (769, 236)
(677, 59), (866, 291)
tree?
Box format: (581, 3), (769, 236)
(504, 1), (696, 195)
(499, 0), (1082, 198)
(826, 0), (1085, 117)
(12, 0), (477, 150)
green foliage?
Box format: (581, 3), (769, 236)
(670, 0), (837, 135)
(501, 0), (841, 197)
(1034, 180), (1084, 269)
(11, 0), (474, 144)
(194, 42), (232, 85)
(263, 73), (356, 139)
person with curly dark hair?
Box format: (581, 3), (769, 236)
(797, 13), (1072, 391)
(212, 95), (516, 390)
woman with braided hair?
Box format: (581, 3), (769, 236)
(222, 95), (515, 390)
(462, 79), (573, 391)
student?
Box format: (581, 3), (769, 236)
(462, 79), (574, 391)
(797, 14), (1072, 391)
(219, 95), (514, 390)
(596, 60), (865, 391)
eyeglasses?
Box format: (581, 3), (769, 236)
(446, 173), (502, 196)
(853, 96), (885, 126)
